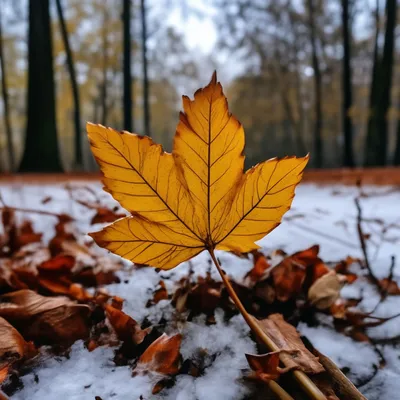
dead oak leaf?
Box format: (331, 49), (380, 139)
(308, 270), (343, 310)
(87, 72), (308, 269)
(134, 333), (182, 394)
(252, 314), (324, 374)
(245, 351), (294, 382)
(271, 245), (320, 301)
(0, 317), (36, 383)
(105, 305), (151, 345)
(244, 250), (271, 286)
(379, 278), (400, 295)
(0, 290), (90, 344)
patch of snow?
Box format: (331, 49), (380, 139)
(298, 323), (379, 385)
(13, 342), (153, 400)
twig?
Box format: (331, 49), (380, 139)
(208, 249), (327, 400)
(0, 191), (73, 220)
(287, 220), (357, 249)
(268, 380), (294, 400)
(354, 197), (382, 293)
(314, 350), (367, 400)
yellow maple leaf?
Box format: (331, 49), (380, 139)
(87, 72), (308, 269)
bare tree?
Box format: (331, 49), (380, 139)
(0, 6), (15, 171)
(365, 0), (397, 166)
(306, 0), (323, 168)
(100, 7), (108, 126)
(55, 0), (82, 168)
(341, 0), (354, 167)
(122, 0), (133, 132)
(141, 0), (151, 136)
(19, 0), (63, 172)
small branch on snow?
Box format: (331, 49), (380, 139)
(0, 191), (74, 220)
(354, 197), (382, 294)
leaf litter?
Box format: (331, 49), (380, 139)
(0, 182), (399, 399)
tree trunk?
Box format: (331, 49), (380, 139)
(394, 100), (400, 164)
(365, 0), (397, 166)
(122, 0), (133, 132)
(341, 0), (354, 167)
(288, 4), (307, 155)
(19, 0), (63, 172)
(100, 8), (108, 126)
(140, 0), (151, 136)
(55, 0), (82, 169)
(306, 0), (323, 168)
(0, 7), (15, 171)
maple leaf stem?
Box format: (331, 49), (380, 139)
(268, 380), (295, 400)
(208, 249), (327, 400)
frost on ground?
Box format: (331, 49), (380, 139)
(1, 182), (400, 400)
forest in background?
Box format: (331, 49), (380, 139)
(0, 0), (399, 172)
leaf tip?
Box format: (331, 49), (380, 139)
(211, 70), (217, 85)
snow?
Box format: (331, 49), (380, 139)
(1, 181), (400, 399)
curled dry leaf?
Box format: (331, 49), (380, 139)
(0, 290), (90, 344)
(105, 305), (151, 345)
(0, 317), (36, 383)
(334, 256), (358, 284)
(87, 72), (308, 269)
(245, 351), (294, 383)
(308, 270), (342, 310)
(271, 245), (320, 301)
(379, 278), (400, 295)
(244, 250), (271, 286)
(252, 314), (324, 375)
(147, 280), (168, 307)
(134, 333), (182, 376)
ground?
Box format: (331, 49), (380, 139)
(1, 181), (399, 400)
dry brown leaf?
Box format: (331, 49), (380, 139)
(244, 251), (271, 286)
(379, 278), (400, 295)
(0, 290), (90, 344)
(334, 256), (359, 284)
(134, 333), (182, 376)
(252, 314), (324, 374)
(105, 305), (151, 345)
(271, 245), (320, 301)
(308, 270), (342, 310)
(0, 317), (36, 383)
(245, 351), (293, 383)
(147, 281), (168, 306)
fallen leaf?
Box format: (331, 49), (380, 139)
(0, 290), (90, 344)
(271, 245), (320, 301)
(245, 351), (293, 382)
(252, 314), (324, 374)
(147, 281), (168, 306)
(244, 251), (271, 286)
(105, 305), (151, 345)
(308, 270), (342, 310)
(135, 333), (182, 375)
(87, 72), (308, 269)
(0, 317), (36, 383)
(334, 257), (358, 284)
(379, 278), (400, 295)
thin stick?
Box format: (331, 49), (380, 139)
(268, 380), (295, 400)
(0, 192), (72, 220)
(354, 197), (382, 293)
(209, 249), (327, 400)
(0, 205), (71, 219)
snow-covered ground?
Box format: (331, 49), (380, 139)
(1, 182), (400, 400)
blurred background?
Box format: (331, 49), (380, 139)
(0, 0), (398, 173)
